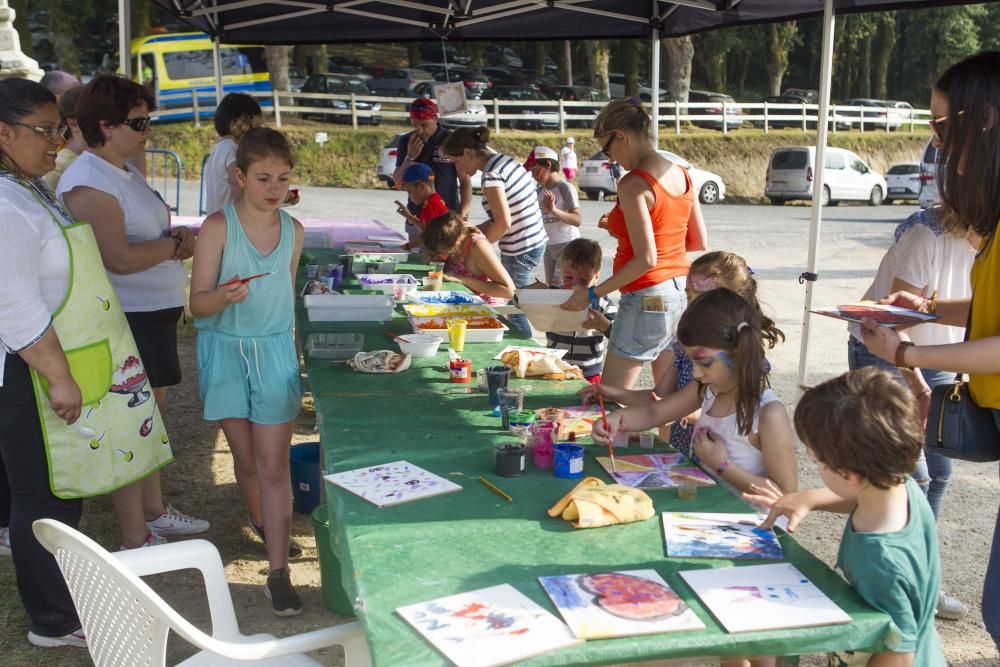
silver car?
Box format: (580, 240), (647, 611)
(367, 67), (434, 97)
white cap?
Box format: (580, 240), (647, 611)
(566, 137), (575, 144)
(533, 146), (559, 162)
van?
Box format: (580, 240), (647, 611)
(765, 146), (887, 206)
(132, 32), (271, 122)
(918, 138), (939, 208)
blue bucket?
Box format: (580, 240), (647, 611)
(290, 442), (321, 514)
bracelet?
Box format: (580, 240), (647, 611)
(716, 460), (730, 475)
(895, 341), (915, 369)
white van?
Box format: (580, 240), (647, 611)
(765, 146), (887, 206)
(918, 138), (939, 208)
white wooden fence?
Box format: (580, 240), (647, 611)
(152, 90), (931, 135)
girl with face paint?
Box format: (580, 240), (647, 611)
(591, 288), (797, 496)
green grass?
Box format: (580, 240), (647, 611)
(147, 120), (930, 201)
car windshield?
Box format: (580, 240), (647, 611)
(888, 164), (920, 175)
(505, 88), (545, 100)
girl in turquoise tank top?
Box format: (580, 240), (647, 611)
(189, 128), (305, 616)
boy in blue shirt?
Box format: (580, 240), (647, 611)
(750, 367), (945, 666)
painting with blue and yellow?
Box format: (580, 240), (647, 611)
(663, 512), (784, 560)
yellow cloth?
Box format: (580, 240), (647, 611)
(547, 476), (654, 529)
(969, 238), (1000, 408)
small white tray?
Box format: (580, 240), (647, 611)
(410, 291), (485, 306)
(402, 303), (495, 318)
(304, 294), (394, 322)
(358, 274), (418, 294)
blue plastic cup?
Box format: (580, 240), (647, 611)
(553, 443), (584, 479)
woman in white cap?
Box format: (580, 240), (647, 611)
(530, 145), (581, 284)
(560, 137), (578, 180)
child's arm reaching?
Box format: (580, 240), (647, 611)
(591, 383), (702, 445)
(744, 481), (857, 532)
(189, 213), (248, 318)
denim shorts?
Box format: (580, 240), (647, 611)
(609, 278), (687, 362)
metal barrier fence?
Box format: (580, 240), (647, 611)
(144, 148), (182, 214)
(150, 90), (931, 135)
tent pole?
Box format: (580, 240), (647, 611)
(118, 0), (131, 78)
(213, 36), (224, 105)
(795, 0), (836, 395)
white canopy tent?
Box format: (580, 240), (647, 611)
(125, 0), (989, 390)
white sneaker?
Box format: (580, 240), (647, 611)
(0, 526), (10, 557)
(119, 531), (167, 551)
(936, 591), (967, 620)
(146, 503), (210, 536)
(27, 628), (87, 648)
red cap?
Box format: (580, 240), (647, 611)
(409, 98), (438, 120)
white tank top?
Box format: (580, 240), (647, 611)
(696, 387), (782, 477)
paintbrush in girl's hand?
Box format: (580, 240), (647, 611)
(218, 271), (275, 288)
(597, 394), (616, 472)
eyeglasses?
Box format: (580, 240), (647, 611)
(600, 131), (617, 156)
(12, 122), (68, 143)
(929, 110), (965, 143)
(122, 116), (152, 133)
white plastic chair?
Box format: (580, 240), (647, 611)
(32, 519), (371, 666)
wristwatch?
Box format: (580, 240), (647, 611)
(894, 341), (915, 369)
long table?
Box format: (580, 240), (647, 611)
(298, 249), (894, 666)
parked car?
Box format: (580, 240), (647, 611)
(838, 98), (891, 130)
(755, 94), (851, 131)
(884, 162), (921, 203)
(481, 86), (558, 130)
(541, 85), (609, 127)
(480, 66), (537, 88)
(412, 82), (489, 128)
(431, 67), (491, 99)
(367, 67), (434, 97)
(577, 150), (725, 205)
(765, 146), (886, 206)
(485, 45), (522, 69)
(298, 73), (381, 125)
(326, 56), (371, 80)
(419, 42), (469, 65)
(287, 65), (307, 92)
(687, 90), (743, 131)
(781, 88), (819, 104)
(608, 73), (666, 101)
(376, 133), (481, 189)
(886, 100), (914, 130)
(918, 138), (939, 209)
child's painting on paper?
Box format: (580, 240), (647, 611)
(324, 460), (461, 507)
(596, 453), (715, 489)
(680, 563), (852, 633)
(663, 512), (784, 560)
(396, 584), (580, 666)
(538, 569), (705, 639)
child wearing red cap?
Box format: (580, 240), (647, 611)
(397, 162), (450, 249)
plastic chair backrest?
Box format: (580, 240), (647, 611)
(33, 519), (207, 667)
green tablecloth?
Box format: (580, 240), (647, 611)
(298, 249), (894, 666)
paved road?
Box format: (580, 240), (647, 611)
(171, 180), (918, 402)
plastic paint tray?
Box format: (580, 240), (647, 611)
(304, 294), (395, 322)
(358, 274), (418, 294)
(409, 316), (508, 343)
(402, 303), (495, 318)
(306, 333), (364, 360)
(411, 291), (485, 306)
(351, 259), (398, 276)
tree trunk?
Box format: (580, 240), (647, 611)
(585, 40), (610, 98)
(467, 43), (485, 69)
(561, 40), (572, 85)
(266, 45), (293, 109)
(131, 0), (151, 38)
(407, 44), (420, 68)
(872, 14), (896, 99)
(624, 40), (640, 98)
(700, 32), (727, 92)
(766, 22), (797, 96)
(859, 36), (872, 98)
(533, 42), (546, 76)
(662, 35), (693, 103)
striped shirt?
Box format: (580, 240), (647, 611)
(481, 153), (547, 256)
(544, 294), (617, 377)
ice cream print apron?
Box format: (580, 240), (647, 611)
(23, 184), (173, 499)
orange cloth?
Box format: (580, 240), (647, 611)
(607, 168), (693, 293)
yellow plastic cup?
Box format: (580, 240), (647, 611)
(447, 318), (468, 352)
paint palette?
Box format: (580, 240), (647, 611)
(397, 584), (580, 666)
(539, 569), (705, 640)
(324, 460), (461, 507)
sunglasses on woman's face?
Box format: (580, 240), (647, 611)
(600, 131), (617, 156)
(122, 116), (152, 133)
(929, 110), (965, 144)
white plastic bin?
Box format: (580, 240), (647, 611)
(304, 294), (394, 322)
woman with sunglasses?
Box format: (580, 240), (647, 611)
(58, 75), (208, 549)
(859, 51), (1000, 650)
(561, 99), (707, 390)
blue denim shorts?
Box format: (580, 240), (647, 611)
(609, 278), (687, 362)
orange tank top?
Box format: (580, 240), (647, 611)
(607, 167), (692, 293)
